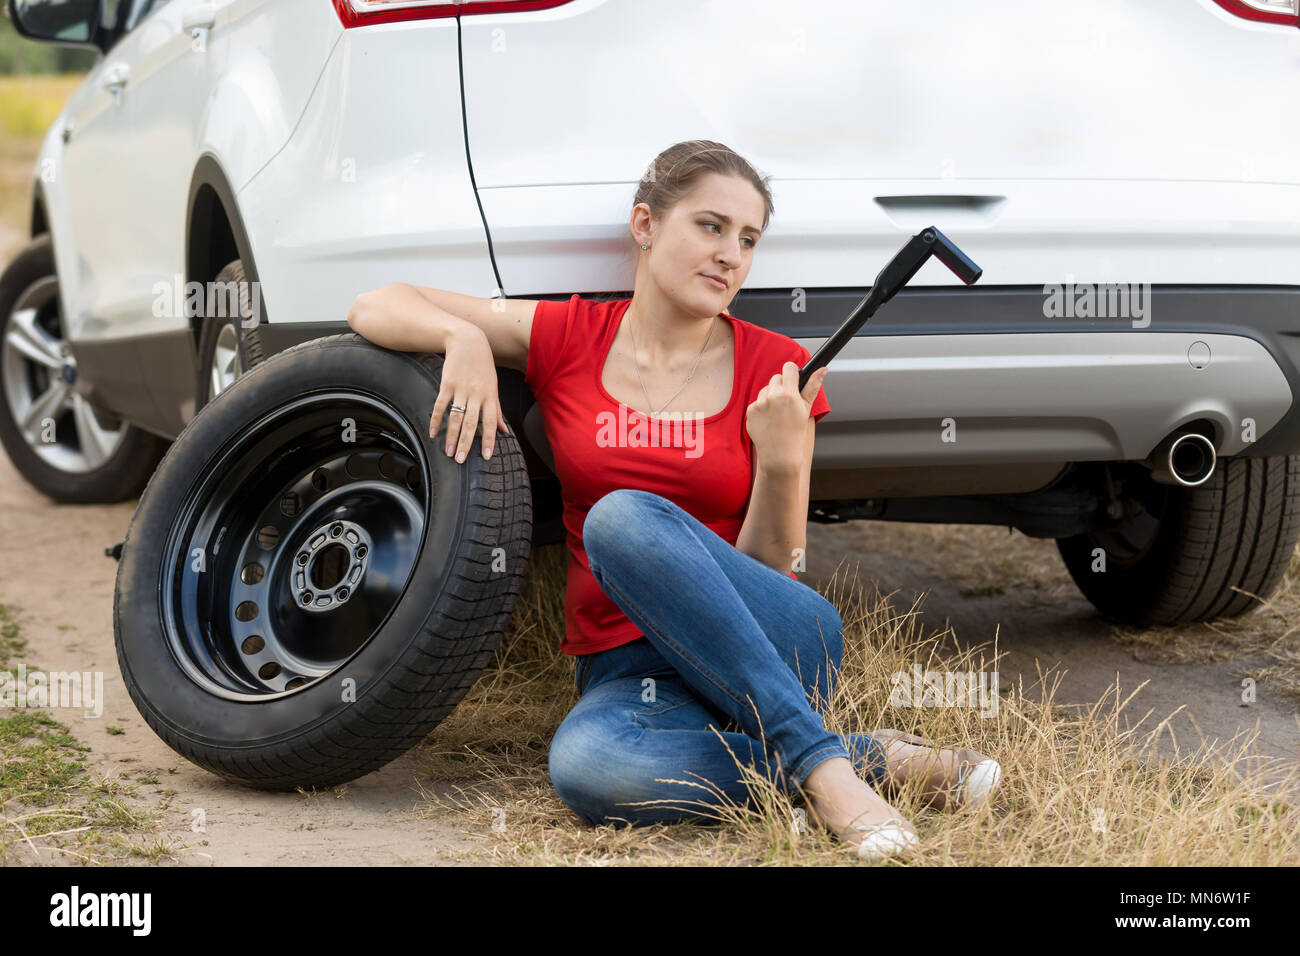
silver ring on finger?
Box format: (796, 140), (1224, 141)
(449, 403), (466, 413)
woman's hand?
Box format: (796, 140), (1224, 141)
(744, 362), (828, 473)
(429, 326), (511, 462)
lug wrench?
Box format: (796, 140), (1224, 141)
(798, 225), (983, 391)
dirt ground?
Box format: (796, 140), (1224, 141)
(0, 450), (484, 865)
(1, 443), (1297, 865)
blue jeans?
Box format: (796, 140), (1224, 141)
(547, 488), (888, 827)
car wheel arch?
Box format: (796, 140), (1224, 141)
(29, 182), (49, 240)
(186, 153), (269, 354)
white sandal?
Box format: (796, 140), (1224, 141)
(841, 814), (920, 862)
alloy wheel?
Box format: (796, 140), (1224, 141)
(209, 321), (244, 399)
(1, 274), (127, 472)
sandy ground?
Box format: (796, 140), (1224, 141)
(0, 448), (1296, 864)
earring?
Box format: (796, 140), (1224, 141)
(640, 242), (649, 250)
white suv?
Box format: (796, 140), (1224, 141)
(4, 0), (1300, 788)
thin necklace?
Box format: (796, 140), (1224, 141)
(628, 311), (718, 416)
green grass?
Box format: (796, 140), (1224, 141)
(0, 603), (28, 668)
(0, 710), (87, 802)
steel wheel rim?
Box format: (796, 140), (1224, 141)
(209, 321), (243, 399)
(160, 389), (434, 701)
(2, 274), (127, 472)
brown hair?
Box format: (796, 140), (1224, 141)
(632, 139), (774, 248)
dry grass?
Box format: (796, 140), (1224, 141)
(411, 543), (1300, 865)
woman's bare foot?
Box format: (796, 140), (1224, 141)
(802, 756), (917, 855)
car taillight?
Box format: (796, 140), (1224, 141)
(333, 0), (578, 28)
(1211, 0), (1300, 25)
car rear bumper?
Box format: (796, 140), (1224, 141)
(750, 285), (1300, 460)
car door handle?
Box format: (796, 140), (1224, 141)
(101, 63), (130, 95)
(182, 3), (217, 31)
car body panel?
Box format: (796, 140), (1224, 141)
(236, 19), (499, 338)
(460, 0), (1300, 294)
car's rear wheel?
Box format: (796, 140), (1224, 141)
(0, 233), (168, 502)
(1056, 455), (1300, 625)
(114, 333), (532, 790)
(194, 257), (265, 411)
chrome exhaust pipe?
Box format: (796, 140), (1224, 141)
(1141, 431), (1216, 487)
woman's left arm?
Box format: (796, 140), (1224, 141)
(734, 417), (817, 574)
(734, 359), (827, 573)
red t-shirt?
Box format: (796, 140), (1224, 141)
(525, 294), (830, 656)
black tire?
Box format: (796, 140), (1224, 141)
(1057, 455), (1300, 626)
(0, 233), (168, 502)
(114, 333), (532, 790)
(194, 257), (265, 411)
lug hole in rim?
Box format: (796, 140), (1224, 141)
(280, 492), (302, 516)
(235, 601), (259, 622)
(241, 635), (265, 655)
(258, 662), (281, 680)
(311, 468), (330, 492)
(256, 525), (280, 549)
(240, 562), (265, 585)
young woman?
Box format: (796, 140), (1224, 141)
(347, 140), (1000, 861)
